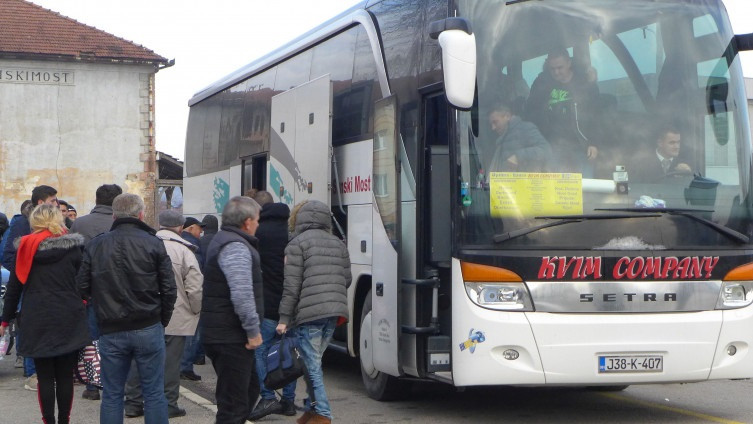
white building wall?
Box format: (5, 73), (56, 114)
(0, 59), (156, 218)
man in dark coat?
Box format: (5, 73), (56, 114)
(249, 191), (296, 420)
(180, 214), (218, 379)
(77, 193), (176, 423)
(525, 48), (601, 176)
(201, 196), (263, 424)
(631, 125), (692, 183)
(69, 183), (122, 401)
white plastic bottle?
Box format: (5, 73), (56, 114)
(0, 332), (9, 359)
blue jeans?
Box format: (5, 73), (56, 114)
(86, 304), (99, 391)
(256, 318), (296, 401)
(180, 322), (203, 373)
(297, 317), (337, 419)
(99, 323), (167, 424)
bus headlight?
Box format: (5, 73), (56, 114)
(718, 263), (753, 309)
(716, 281), (753, 309)
(465, 283), (534, 311)
(460, 261), (533, 311)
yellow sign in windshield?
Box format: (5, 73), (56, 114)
(489, 172), (583, 217)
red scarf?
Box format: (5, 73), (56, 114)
(15, 229), (58, 284)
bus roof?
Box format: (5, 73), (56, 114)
(188, 1), (369, 107)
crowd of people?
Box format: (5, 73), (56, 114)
(487, 48), (692, 182)
(0, 184), (351, 424)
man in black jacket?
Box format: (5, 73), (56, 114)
(77, 193), (177, 423)
(69, 183), (122, 401)
(249, 191), (296, 420)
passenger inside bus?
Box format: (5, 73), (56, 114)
(630, 124), (692, 183)
(523, 48), (601, 177)
(487, 103), (551, 173)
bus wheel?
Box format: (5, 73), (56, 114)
(359, 291), (411, 401)
(588, 385), (630, 392)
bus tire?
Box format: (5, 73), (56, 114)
(359, 291), (411, 401)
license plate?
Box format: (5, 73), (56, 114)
(598, 355), (663, 373)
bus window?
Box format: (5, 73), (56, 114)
(218, 80), (247, 166)
(240, 69), (276, 157)
(202, 95), (222, 170)
(185, 102), (208, 177)
(274, 50), (312, 92)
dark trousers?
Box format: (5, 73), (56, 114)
(204, 343), (259, 424)
(34, 351), (79, 424)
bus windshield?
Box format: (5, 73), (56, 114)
(456, 0), (753, 250)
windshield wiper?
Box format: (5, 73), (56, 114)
(493, 213), (661, 243)
(596, 207), (749, 244)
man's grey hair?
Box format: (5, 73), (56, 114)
(112, 193), (145, 219)
(222, 196), (260, 228)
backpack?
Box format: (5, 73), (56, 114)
(264, 332), (306, 390)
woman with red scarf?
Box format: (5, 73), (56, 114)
(0, 204), (90, 424)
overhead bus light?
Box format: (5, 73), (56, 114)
(461, 262), (533, 311)
(717, 263), (753, 309)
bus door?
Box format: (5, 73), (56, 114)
(370, 96), (402, 377)
(268, 75), (333, 207)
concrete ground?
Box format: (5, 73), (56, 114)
(0, 349), (217, 424)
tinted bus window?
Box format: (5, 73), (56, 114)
(219, 80), (247, 166)
(275, 50), (313, 92)
(185, 102), (208, 177)
(241, 68), (277, 157)
(202, 95), (222, 170)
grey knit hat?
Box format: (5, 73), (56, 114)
(159, 209), (185, 227)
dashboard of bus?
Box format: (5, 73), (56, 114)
(454, 0), (753, 250)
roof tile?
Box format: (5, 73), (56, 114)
(0, 0), (167, 64)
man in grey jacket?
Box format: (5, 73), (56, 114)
(69, 183), (122, 401)
(488, 103), (551, 173)
(277, 200), (351, 424)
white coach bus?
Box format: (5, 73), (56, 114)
(185, 0), (753, 399)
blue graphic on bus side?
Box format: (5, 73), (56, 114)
(459, 329), (485, 354)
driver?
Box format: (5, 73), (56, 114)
(632, 124), (691, 182)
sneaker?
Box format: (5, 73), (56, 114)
(248, 398), (283, 421)
(24, 375), (37, 391)
(14, 356), (23, 368)
(168, 406), (187, 418)
(82, 388), (100, 400)
(180, 371), (201, 381)
(279, 399), (297, 416)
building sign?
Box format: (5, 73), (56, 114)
(0, 68), (74, 85)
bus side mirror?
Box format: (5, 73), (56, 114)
(429, 18), (476, 109)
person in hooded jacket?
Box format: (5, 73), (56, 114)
(276, 200), (351, 424)
(0, 204), (90, 424)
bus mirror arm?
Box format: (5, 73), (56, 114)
(735, 33), (753, 52)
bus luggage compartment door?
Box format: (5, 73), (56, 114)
(269, 75), (333, 207)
